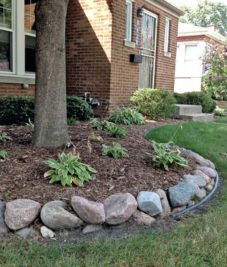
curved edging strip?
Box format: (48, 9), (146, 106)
(172, 173), (220, 219)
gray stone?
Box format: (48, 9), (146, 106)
(182, 150), (215, 169)
(0, 201), (8, 234)
(206, 184), (213, 192)
(82, 224), (103, 234)
(168, 182), (197, 208)
(183, 174), (206, 187)
(104, 193), (137, 225)
(5, 199), (41, 230)
(195, 188), (207, 200)
(196, 166), (217, 178)
(40, 226), (55, 239)
(40, 201), (83, 230)
(0, 193), (4, 201)
(71, 196), (105, 224)
(137, 192), (163, 216)
(16, 227), (37, 239)
(192, 170), (211, 184)
(132, 210), (156, 226)
(155, 189), (171, 217)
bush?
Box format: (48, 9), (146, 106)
(109, 108), (145, 125)
(0, 96), (93, 125)
(102, 142), (129, 159)
(174, 92), (216, 113)
(151, 141), (188, 171)
(44, 152), (97, 187)
(130, 89), (176, 119)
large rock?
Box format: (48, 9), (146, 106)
(183, 174), (206, 188)
(5, 199), (41, 231)
(40, 201), (83, 230)
(104, 193), (137, 225)
(16, 227), (37, 239)
(137, 191), (163, 216)
(196, 166), (217, 178)
(155, 189), (171, 217)
(168, 182), (197, 208)
(182, 150), (215, 169)
(71, 196), (105, 224)
(192, 170), (211, 184)
(132, 210), (156, 226)
(0, 201), (8, 234)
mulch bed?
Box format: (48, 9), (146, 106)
(0, 120), (195, 204)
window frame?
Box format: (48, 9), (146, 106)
(164, 17), (171, 57)
(184, 43), (198, 61)
(125, 0), (133, 42)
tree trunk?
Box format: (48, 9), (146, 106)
(33, 0), (70, 147)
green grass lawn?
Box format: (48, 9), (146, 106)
(1, 121), (227, 267)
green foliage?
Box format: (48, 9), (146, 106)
(0, 96), (93, 125)
(130, 89), (176, 119)
(151, 140), (188, 171)
(102, 142), (129, 159)
(174, 92), (216, 113)
(0, 132), (12, 142)
(0, 150), (8, 160)
(180, 0), (227, 36)
(90, 119), (127, 138)
(88, 132), (103, 142)
(202, 45), (227, 100)
(25, 118), (34, 129)
(214, 107), (226, 117)
(43, 152), (97, 187)
(109, 108), (145, 125)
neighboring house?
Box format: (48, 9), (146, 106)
(175, 23), (226, 94)
(0, 0), (183, 112)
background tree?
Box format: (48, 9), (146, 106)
(33, 0), (70, 147)
(180, 0), (227, 36)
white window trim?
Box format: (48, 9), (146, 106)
(164, 17), (171, 57)
(0, 0), (35, 82)
(125, 0), (133, 42)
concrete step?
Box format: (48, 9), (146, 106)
(176, 104), (202, 116)
(178, 113), (214, 122)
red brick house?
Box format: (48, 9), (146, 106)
(0, 0), (183, 112)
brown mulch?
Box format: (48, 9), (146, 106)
(0, 120), (195, 204)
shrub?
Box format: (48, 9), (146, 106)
(90, 119), (127, 138)
(151, 140), (188, 171)
(0, 132), (12, 142)
(0, 150), (8, 160)
(0, 96), (93, 125)
(174, 92), (216, 113)
(102, 142), (129, 159)
(214, 107), (226, 117)
(130, 89), (176, 119)
(109, 108), (145, 125)
(43, 152), (97, 187)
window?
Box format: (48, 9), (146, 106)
(0, 0), (36, 78)
(184, 44), (198, 61)
(164, 17), (171, 56)
(0, 0), (13, 72)
(125, 0), (133, 42)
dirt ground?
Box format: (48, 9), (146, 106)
(0, 120), (195, 204)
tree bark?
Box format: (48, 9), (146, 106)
(33, 0), (70, 147)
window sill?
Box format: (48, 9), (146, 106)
(164, 52), (171, 58)
(0, 75), (35, 85)
(124, 40), (136, 49)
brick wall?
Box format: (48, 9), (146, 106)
(0, 84), (35, 96)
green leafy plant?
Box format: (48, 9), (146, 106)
(102, 142), (129, 159)
(88, 132), (103, 142)
(25, 118), (34, 129)
(131, 89), (176, 119)
(0, 150), (8, 160)
(43, 152), (97, 187)
(151, 140), (188, 171)
(90, 119), (127, 138)
(214, 107), (226, 117)
(174, 92), (216, 113)
(0, 132), (12, 142)
(109, 108), (145, 125)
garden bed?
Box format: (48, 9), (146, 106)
(0, 120), (194, 204)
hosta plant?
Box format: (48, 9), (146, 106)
(43, 152), (97, 187)
(0, 132), (12, 142)
(102, 142), (129, 159)
(109, 108), (145, 125)
(0, 150), (8, 160)
(151, 140), (188, 171)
